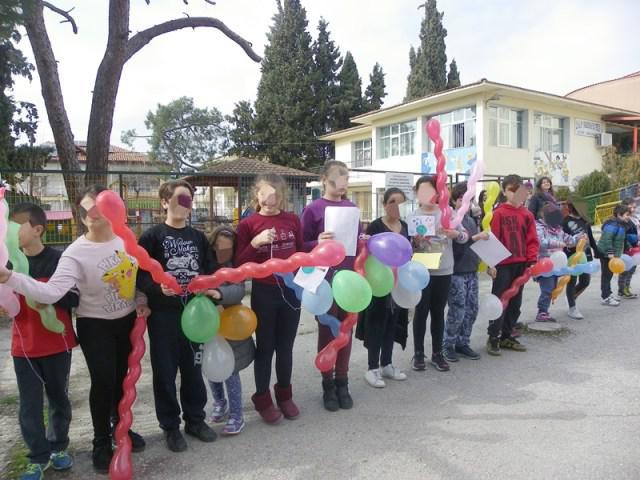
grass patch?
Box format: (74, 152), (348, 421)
(1, 441), (29, 480)
(0, 394), (18, 406)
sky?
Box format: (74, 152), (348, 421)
(10, 0), (640, 152)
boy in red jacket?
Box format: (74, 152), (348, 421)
(487, 175), (539, 356)
(5, 203), (79, 479)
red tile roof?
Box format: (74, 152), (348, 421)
(188, 157), (317, 179)
(48, 142), (152, 164)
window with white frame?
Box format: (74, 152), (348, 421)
(489, 106), (525, 148)
(377, 120), (416, 159)
(352, 139), (372, 167)
(429, 107), (476, 150)
(534, 113), (566, 152)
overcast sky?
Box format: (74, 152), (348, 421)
(11, 0), (640, 151)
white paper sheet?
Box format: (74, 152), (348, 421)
(324, 206), (360, 256)
(408, 214), (436, 237)
(470, 232), (512, 267)
(294, 266), (328, 294)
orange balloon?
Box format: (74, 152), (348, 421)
(609, 257), (625, 274)
(551, 275), (571, 302)
(218, 305), (257, 341)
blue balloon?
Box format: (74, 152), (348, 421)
(573, 263), (589, 275)
(398, 261), (430, 292)
(317, 313), (341, 337)
(588, 260), (601, 274)
(540, 270), (555, 278)
(621, 254), (634, 271)
(301, 280), (334, 315)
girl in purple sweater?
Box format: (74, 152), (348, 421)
(300, 161), (361, 412)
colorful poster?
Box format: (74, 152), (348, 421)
(421, 146), (477, 175)
(533, 151), (569, 186)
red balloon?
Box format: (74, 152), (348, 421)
(96, 190), (127, 226)
(530, 257), (554, 276)
(426, 118), (441, 140)
(315, 344), (337, 372)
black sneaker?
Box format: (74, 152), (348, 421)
(335, 378), (354, 410)
(514, 322), (524, 330)
(321, 379), (340, 412)
(185, 421), (217, 443)
(430, 352), (450, 372)
(486, 337), (501, 356)
(112, 430), (146, 453)
(455, 344), (481, 360)
(412, 352), (426, 371)
(443, 346), (459, 362)
(164, 428), (188, 452)
(92, 440), (113, 474)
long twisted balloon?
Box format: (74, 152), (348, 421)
(426, 119), (452, 229)
(481, 182), (501, 233)
(551, 238), (586, 303)
(499, 258), (554, 310)
(450, 155), (484, 229)
(109, 315), (147, 480)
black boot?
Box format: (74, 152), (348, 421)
(321, 379), (339, 412)
(335, 378), (353, 410)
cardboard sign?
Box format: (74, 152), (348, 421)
(324, 206), (360, 256)
(408, 215), (436, 237)
(412, 252), (442, 270)
(470, 232), (512, 267)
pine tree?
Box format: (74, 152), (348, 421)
(334, 51), (365, 130)
(311, 17), (341, 161)
(254, 0), (318, 169)
(364, 63), (387, 112)
(226, 100), (259, 158)
(446, 58), (461, 89)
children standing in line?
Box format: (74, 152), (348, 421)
(486, 175), (539, 356)
(206, 226), (254, 436)
(618, 198), (638, 299)
(563, 201), (598, 319)
(300, 160), (360, 411)
(597, 204), (630, 307)
(4, 204), (78, 480)
(408, 176), (469, 372)
(137, 180), (217, 452)
(235, 174), (303, 423)
(0, 186), (150, 473)
(534, 203), (579, 322)
(356, 187), (409, 388)
(443, 183), (488, 363)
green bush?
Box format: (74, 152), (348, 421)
(554, 186), (570, 201)
(576, 170), (612, 198)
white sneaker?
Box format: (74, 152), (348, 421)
(364, 369), (386, 388)
(612, 293), (621, 302)
(381, 364), (407, 381)
(601, 295), (620, 307)
(568, 307), (584, 319)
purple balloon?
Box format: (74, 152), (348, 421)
(368, 232), (413, 267)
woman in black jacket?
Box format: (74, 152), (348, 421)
(528, 176), (559, 217)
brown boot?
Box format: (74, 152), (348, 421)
(274, 384), (299, 420)
(251, 391), (283, 424)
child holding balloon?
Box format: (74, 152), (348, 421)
(235, 174), (304, 423)
(618, 198), (638, 299)
(0, 186), (150, 473)
(408, 176), (469, 372)
(300, 160), (361, 410)
(597, 204), (631, 306)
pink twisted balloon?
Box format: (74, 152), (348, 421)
(426, 119), (452, 229)
(449, 155), (484, 229)
(109, 315), (147, 480)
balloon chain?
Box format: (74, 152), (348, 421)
(551, 238), (587, 303)
(271, 242), (301, 312)
(109, 315), (147, 480)
(499, 268), (532, 311)
(449, 154), (484, 229)
(426, 119), (452, 229)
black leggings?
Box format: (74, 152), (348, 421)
(413, 275), (451, 355)
(76, 312), (135, 442)
(251, 281), (301, 394)
(365, 296), (398, 370)
(566, 273), (591, 308)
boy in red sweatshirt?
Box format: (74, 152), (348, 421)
(487, 175), (540, 356)
(6, 203), (79, 479)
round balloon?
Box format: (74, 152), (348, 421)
(398, 261), (430, 292)
(478, 294), (503, 321)
(609, 257), (625, 275)
(364, 256), (394, 297)
(391, 283), (422, 309)
(302, 279), (334, 315)
(367, 232), (413, 267)
(332, 270), (373, 313)
(202, 335), (235, 382)
(219, 305), (257, 341)
(550, 251), (568, 270)
(181, 295), (220, 344)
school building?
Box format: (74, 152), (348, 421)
(320, 78), (640, 221)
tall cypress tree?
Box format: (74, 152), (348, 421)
(334, 51), (364, 130)
(226, 100), (259, 158)
(446, 58), (461, 89)
(254, 0), (318, 169)
(311, 17), (341, 161)
(364, 63), (387, 112)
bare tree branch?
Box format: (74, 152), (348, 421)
(204, 0), (217, 5)
(42, 2), (78, 34)
(125, 16), (261, 62)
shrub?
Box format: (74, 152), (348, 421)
(555, 186), (570, 201)
(576, 170), (612, 198)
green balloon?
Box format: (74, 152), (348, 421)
(181, 295), (220, 343)
(332, 270), (373, 313)
(33, 302), (65, 334)
(7, 221), (29, 275)
(364, 256), (394, 297)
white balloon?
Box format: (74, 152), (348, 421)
(391, 283), (422, 309)
(550, 251), (568, 270)
(202, 335), (235, 382)
(478, 294), (503, 321)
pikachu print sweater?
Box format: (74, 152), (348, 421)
(7, 235), (145, 319)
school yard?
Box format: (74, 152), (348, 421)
(1, 273), (639, 480)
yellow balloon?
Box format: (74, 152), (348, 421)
(609, 257), (625, 275)
(551, 275), (571, 303)
(219, 305), (257, 341)
(481, 182), (501, 232)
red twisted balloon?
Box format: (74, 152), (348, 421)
(96, 190), (182, 295)
(109, 315), (147, 480)
(426, 119), (452, 229)
(187, 240), (346, 293)
(499, 258), (554, 310)
(315, 241), (367, 372)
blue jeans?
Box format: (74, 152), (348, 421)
(537, 275), (558, 313)
(444, 273), (479, 349)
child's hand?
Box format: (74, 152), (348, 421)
(160, 284), (176, 297)
(487, 267), (497, 279)
(0, 307), (8, 317)
(206, 289), (222, 301)
(318, 231), (334, 243)
(252, 228), (276, 248)
(0, 267), (11, 284)
(473, 231), (490, 242)
(607, 254), (614, 259)
(136, 304), (151, 318)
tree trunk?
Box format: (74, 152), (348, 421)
(22, 0), (82, 209)
(85, 0), (130, 185)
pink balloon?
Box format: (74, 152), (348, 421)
(426, 119), (441, 140)
(426, 120), (452, 230)
(449, 154), (485, 229)
(0, 287), (20, 318)
(96, 190), (127, 226)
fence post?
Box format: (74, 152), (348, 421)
(118, 173), (124, 198)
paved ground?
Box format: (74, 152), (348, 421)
(2, 273), (640, 480)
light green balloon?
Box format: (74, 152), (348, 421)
(331, 270), (373, 313)
(181, 295), (220, 344)
(364, 256), (394, 297)
(7, 221), (29, 275)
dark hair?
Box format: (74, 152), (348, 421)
(614, 204), (630, 217)
(414, 175), (437, 193)
(566, 201), (581, 218)
(539, 201), (559, 219)
(478, 190), (487, 204)
(321, 160), (349, 178)
(10, 203), (47, 233)
(621, 197), (635, 206)
(502, 174), (522, 191)
(535, 176), (554, 195)
(451, 182), (467, 203)
(208, 225), (236, 250)
(159, 179), (195, 202)
(382, 187), (406, 205)
(77, 185), (108, 218)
